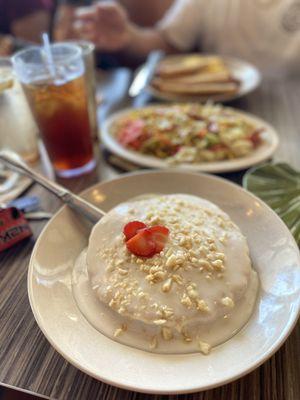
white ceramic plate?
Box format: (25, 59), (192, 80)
(28, 171), (300, 394)
(146, 55), (261, 103)
(101, 106), (279, 173)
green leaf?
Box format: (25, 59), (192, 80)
(243, 163), (300, 247)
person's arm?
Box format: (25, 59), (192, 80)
(125, 24), (176, 58)
(11, 10), (51, 43)
(74, 2), (176, 61)
(53, 4), (78, 41)
(119, 0), (174, 27)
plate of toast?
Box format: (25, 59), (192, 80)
(148, 54), (261, 103)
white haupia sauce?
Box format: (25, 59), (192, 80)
(72, 194), (258, 354)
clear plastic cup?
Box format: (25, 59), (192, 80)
(0, 57), (39, 163)
(66, 40), (98, 140)
(12, 43), (95, 177)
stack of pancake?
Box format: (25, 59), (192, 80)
(151, 55), (240, 96)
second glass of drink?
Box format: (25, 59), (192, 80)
(12, 43), (95, 177)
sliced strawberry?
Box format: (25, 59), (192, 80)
(148, 225), (169, 253)
(123, 220), (147, 240)
(126, 229), (156, 257)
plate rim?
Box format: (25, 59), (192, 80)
(27, 170), (300, 394)
(101, 105), (279, 173)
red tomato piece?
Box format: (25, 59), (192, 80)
(210, 144), (227, 152)
(249, 130), (262, 147)
(118, 119), (145, 149)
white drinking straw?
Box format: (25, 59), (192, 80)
(41, 32), (56, 78)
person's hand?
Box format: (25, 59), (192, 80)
(53, 5), (79, 41)
(74, 2), (131, 51)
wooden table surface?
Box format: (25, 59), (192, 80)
(0, 70), (299, 400)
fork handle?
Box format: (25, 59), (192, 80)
(0, 150), (105, 224)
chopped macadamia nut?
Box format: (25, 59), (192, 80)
(153, 319), (167, 325)
(198, 340), (212, 355)
(113, 324), (127, 337)
(149, 336), (158, 349)
(162, 278), (173, 293)
(161, 326), (173, 341)
(221, 297), (235, 308)
(196, 299), (210, 312)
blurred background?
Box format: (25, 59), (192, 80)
(0, 0), (174, 67)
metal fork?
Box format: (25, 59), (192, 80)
(0, 150), (105, 224)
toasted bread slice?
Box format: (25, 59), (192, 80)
(157, 55), (226, 78)
(151, 78), (239, 95)
(163, 71), (232, 84)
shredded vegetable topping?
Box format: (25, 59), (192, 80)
(114, 104), (263, 163)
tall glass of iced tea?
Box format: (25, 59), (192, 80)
(12, 43), (95, 177)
